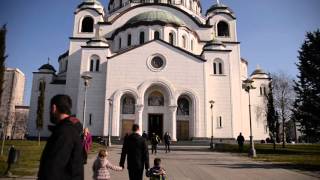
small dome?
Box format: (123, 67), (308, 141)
(206, 3), (235, 18)
(127, 11), (185, 27)
(251, 66), (267, 76)
(79, 0), (102, 7)
(39, 63), (56, 72)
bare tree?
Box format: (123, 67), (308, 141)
(271, 72), (295, 148)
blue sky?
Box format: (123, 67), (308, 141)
(0, 0), (319, 105)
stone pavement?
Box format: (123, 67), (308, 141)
(85, 145), (319, 180)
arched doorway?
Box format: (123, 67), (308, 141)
(120, 94), (136, 138)
(176, 95), (192, 140)
(143, 85), (171, 139)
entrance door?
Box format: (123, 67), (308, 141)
(177, 121), (189, 140)
(148, 114), (163, 139)
(121, 119), (134, 138)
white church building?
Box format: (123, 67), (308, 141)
(27, 0), (270, 141)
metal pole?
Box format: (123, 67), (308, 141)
(248, 90), (256, 157)
(209, 102), (214, 149)
(83, 84), (88, 129)
(107, 100), (112, 147)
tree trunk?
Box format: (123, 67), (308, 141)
(38, 130), (41, 146)
(282, 115), (285, 148)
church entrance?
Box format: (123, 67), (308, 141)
(148, 114), (163, 139)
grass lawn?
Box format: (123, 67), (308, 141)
(0, 140), (105, 177)
(215, 143), (320, 171)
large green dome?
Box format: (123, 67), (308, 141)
(127, 11), (185, 26)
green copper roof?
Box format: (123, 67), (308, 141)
(127, 11), (185, 26)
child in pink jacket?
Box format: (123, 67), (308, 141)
(93, 149), (123, 180)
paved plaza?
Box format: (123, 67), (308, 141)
(85, 145), (318, 180)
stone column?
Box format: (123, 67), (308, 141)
(136, 104), (144, 135)
(169, 105), (177, 141)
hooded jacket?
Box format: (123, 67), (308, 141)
(38, 116), (84, 180)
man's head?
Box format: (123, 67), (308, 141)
(50, 95), (72, 124)
(239, 132), (242, 136)
(132, 124), (139, 133)
(154, 158), (161, 167)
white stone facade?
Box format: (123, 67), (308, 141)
(0, 68), (27, 139)
(27, 0), (270, 141)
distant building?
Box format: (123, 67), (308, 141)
(28, 0), (270, 141)
(0, 68), (28, 139)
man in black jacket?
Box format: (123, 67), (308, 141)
(120, 124), (149, 180)
(38, 95), (84, 180)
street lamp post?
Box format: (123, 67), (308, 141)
(242, 78), (257, 157)
(107, 98), (113, 147)
(209, 100), (215, 149)
(81, 74), (92, 129)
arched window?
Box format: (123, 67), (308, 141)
(90, 59), (94, 72)
(182, 35), (187, 48)
(127, 34), (132, 46)
(81, 17), (94, 33)
(181, 0), (184, 5)
(95, 59), (100, 71)
(218, 62), (223, 74)
(190, 39), (194, 51)
(217, 116), (223, 128)
(122, 95), (136, 114)
(90, 55), (100, 72)
(169, 32), (174, 45)
(217, 21), (230, 37)
(189, 0), (192, 10)
(177, 97), (190, 115)
(139, 31), (145, 45)
(213, 59), (224, 75)
(154, 31), (160, 40)
(38, 80), (46, 92)
(168, 0), (172, 4)
(260, 86), (267, 96)
(119, 37), (122, 49)
(148, 91), (164, 106)
(213, 62), (217, 74)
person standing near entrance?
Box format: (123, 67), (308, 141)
(120, 124), (150, 180)
(236, 132), (245, 152)
(151, 133), (160, 155)
(163, 132), (171, 153)
(38, 94), (84, 180)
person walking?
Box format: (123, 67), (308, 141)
(236, 132), (245, 152)
(151, 133), (160, 155)
(120, 124), (150, 180)
(82, 128), (93, 164)
(4, 145), (16, 176)
(146, 158), (166, 180)
(142, 131), (148, 140)
(163, 132), (171, 153)
(92, 149), (123, 180)
(38, 95), (84, 180)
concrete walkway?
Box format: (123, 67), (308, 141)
(85, 145), (318, 180)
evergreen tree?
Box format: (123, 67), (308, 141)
(36, 81), (45, 145)
(0, 25), (7, 155)
(266, 80), (278, 150)
(0, 25), (7, 108)
(293, 30), (320, 142)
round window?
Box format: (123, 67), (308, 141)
(151, 57), (164, 69)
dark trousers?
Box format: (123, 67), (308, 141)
(151, 144), (157, 154)
(238, 143), (243, 152)
(165, 143), (170, 153)
(128, 169), (144, 180)
(83, 150), (88, 164)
